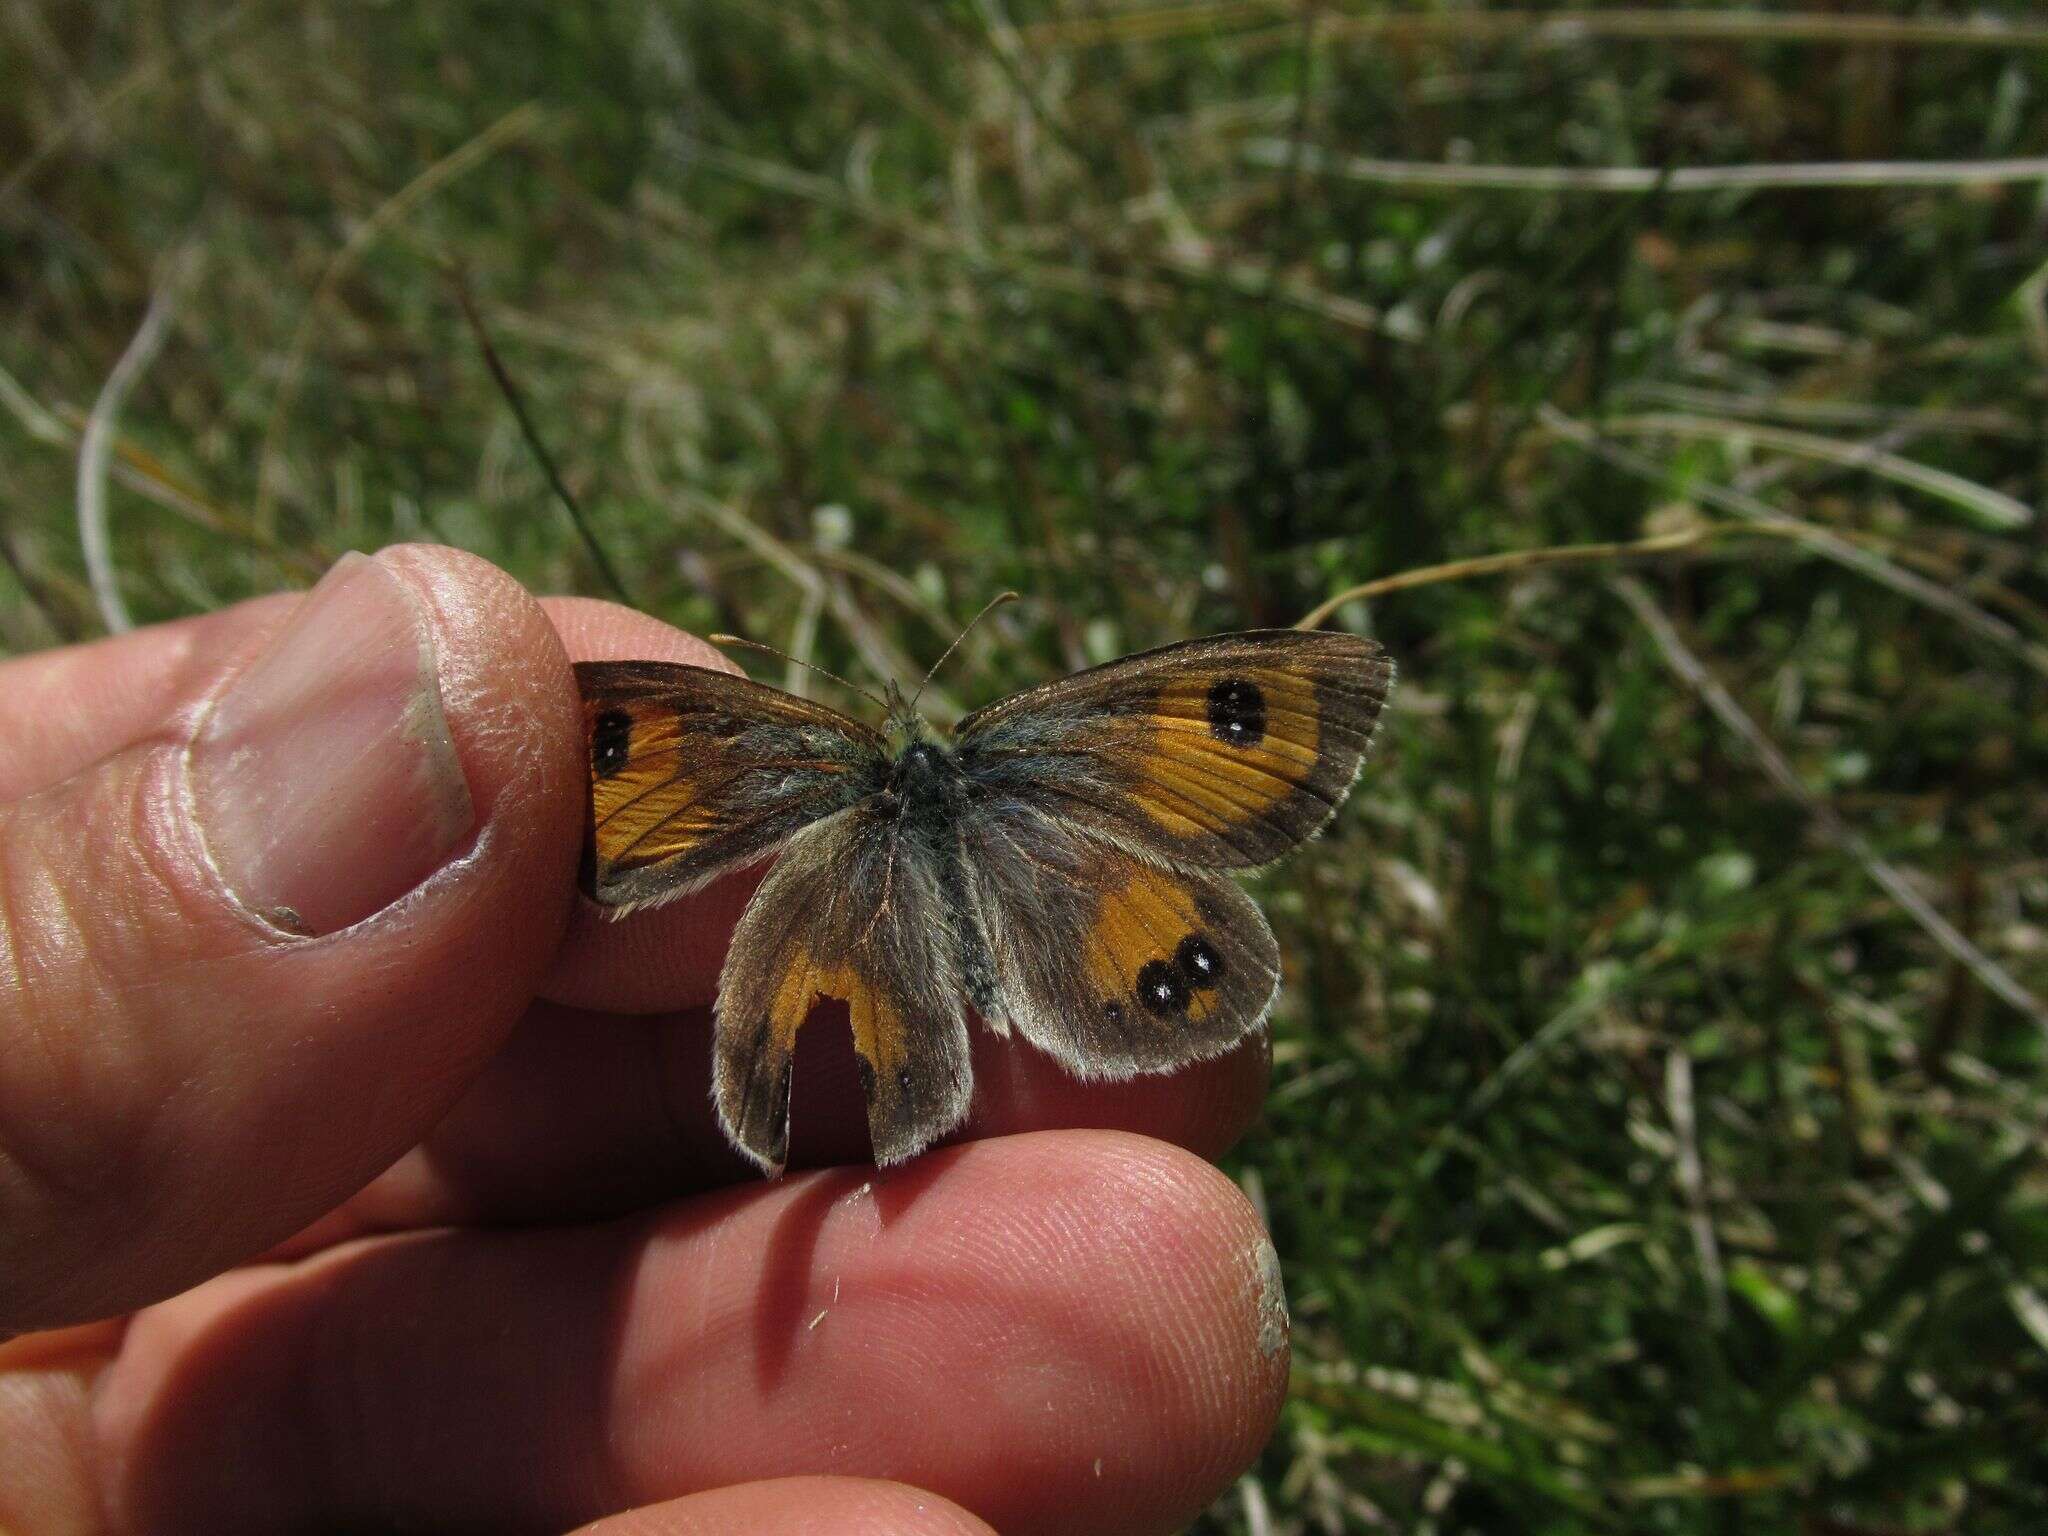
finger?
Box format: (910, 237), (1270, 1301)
(570, 1478), (998, 1536)
(0, 1322), (120, 1533)
(0, 546), (585, 1330)
(536, 596), (760, 1014)
(99, 1132), (1289, 1536)
(271, 1003), (1269, 1245)
(0, 596), (294, 800)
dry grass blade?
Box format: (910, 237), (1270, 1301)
(679, 136), (1182, 315)
(1238, 1474), (1276, 1536)
(623, 407), (937, 712)
(1293, 524), (1775, 631)
(450, 271), (633, 605)
(1026, 7), (2048, 53)
(1665, 1050), (1727, 1329)
(688, 487), (929, 708)
(1613, 575), (2048, 1038)
(1593, 412), (2033, 532)
(1151, 244), (1407, 338)
(782, 583), (827, 698)
(0, 358), (326, 579)
(1616, 384), (2026, 441)
(2019, 255), (2048, 369)
(1541, 407), (2048, 674)
(0, 516), (67, 642)
(76, 244), (202, 634)
(1244, 141), (2048, 194)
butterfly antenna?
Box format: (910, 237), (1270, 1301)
(908, 591), (1019, 712)
(706, 633), (889, 711)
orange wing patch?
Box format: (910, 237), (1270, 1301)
(587, 706), (708, 867)
(587, 703), (859, 871)
(1081, 860), (1234, 1029)
(765, 950), (910, 1096)
(1132, 666), (1323, 842)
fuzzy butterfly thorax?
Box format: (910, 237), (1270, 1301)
(576, 629), (1395, 1174)
(871, 738), (963, 820)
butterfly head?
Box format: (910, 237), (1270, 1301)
(881, 677), (934, 745)
(875, 693), (960, 823)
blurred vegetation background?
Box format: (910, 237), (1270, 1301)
(6, 2), (2048, 1530)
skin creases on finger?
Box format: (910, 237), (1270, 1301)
(568, 1477), (998, 1536)
(95, 1132), (1289, 1536)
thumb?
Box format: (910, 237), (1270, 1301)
(0, 546), (584, 1331)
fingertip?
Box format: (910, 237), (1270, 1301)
(380, 544), (586, 845)
(599, 1129), (1289, 1534)
(960, 1130), (1292, 1520)
(570, 1477), (999, 1536)
(539, 596), (738, 676)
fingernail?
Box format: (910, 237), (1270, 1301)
(193, 553), (475, 934)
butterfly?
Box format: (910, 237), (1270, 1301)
(575, 625), (1394, 1175)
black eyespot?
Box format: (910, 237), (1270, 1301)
(1103, 999), (1125, 1024)
(897, 1066), (914, 1093)
(1206, 677), (1266, 747)
(1136, 958), (1190, 1017)
(1176, 934), (1224, 990)
(592, 709), (633, 777)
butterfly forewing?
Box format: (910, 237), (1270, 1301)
(952, 630), (1393, 869)
(576, 660), (887, 910)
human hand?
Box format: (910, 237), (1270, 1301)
(0, 546), (1287, 1534)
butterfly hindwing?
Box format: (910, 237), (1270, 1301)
(576, 660), (887, 910)
(957, 802), (1280, 1079)
(713, 804), (974, 1173)
(953, 630), (1392, 869)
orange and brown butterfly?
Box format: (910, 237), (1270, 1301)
(576, 619), (1395, 1175)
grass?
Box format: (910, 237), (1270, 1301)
(6, 2), (2048, 1529)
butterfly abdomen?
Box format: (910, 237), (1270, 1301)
(867, 741), (1005, 1023)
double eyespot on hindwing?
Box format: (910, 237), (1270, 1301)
(576, 628), (1395, 1174)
